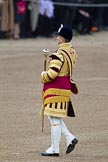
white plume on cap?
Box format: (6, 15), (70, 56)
(58, 24), (63, 32)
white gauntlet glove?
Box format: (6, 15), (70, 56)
(41, 71), (46, 77)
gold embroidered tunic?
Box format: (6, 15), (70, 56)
(41, 43), (77, 117)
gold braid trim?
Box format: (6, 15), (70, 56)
(44, 109), (67, 117)
(44, 96), (70, 105)
(50, 60), (63, 68)
(43, 88), (71, 98)
(47, 68), (58, 79)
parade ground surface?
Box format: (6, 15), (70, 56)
(0, 31), (108, 162)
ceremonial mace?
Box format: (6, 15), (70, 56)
(42, 48), (49, 132)
(43, 48), (49, 71)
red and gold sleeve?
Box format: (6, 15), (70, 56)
(41, 53), (64, 83)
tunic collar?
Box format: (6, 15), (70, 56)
(59, 43), (71, 48)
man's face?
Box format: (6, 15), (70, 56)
(57, 35), (64, 45)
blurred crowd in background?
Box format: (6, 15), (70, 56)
(0, 0), (108, 39)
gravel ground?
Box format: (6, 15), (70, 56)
(0, 31), (108, 162)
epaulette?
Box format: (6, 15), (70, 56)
(49, 52), (64, 63)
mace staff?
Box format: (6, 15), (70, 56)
(42, 48), (49, 132)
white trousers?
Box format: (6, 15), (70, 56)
(45, 116), (76, 153)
